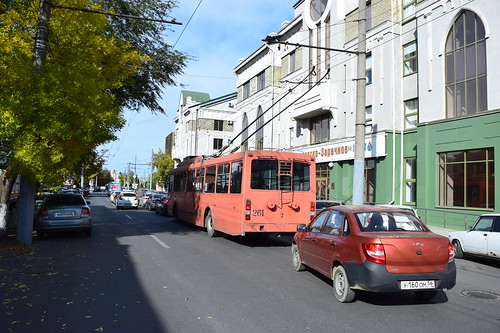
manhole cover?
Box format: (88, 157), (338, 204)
(461, 290), (500, 300)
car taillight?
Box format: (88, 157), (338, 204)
(448, 242), (455, 263)
(118, 195), (123, 200)
(245, 200), (251, 220)
(363, 243), (386, 265)
(310, 202), (315, 220)
(81, 207), (91, 216)
(38, 208), (48, 217)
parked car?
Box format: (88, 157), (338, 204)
(292, 205), (456, 303)
(448, 214), (500, 260)
(115, 191), (139, 209)
(35, 193), (92, 237)
(155, 194), (170, 215)
(316, 200), (344, 214)
(144, 193), (166, 211)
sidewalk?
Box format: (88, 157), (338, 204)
(428, 226), (453, 237)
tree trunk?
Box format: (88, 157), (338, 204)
(16, 175), (36, 244)
(0, 173), (16, 239)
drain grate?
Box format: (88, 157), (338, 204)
(461, 290), (500, 300)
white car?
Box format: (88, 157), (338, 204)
(448, 214), (500, 260)
(115, 192), (139, 209)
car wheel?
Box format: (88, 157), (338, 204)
(205, 211), (218, 237)
(414, 290), (438, 300)
(452, 240), (464, 259)
(332, 266), (355, 303)
(292, 244), (305, 271)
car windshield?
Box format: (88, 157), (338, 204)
(355, 211), (427, 232)
(44, 195), (85, 206)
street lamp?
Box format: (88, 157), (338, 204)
(262, 0), (367, 205)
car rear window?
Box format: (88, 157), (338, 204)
(355, 211), (427, 232)
(44, 195), (86, 206)
(152, 194), (164, 199)
(122, 192), (136, 197)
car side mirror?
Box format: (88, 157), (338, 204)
(297, 224), (307, 232)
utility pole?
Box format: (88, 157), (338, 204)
(17, 0), (52, 244)
(352, 0), (367, 205)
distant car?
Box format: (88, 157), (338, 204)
(448, 214), (500, 260)
(80, 187), (90, 197)
(316, 200), (345, 214)
(155, 194), (170, 215)
(35, 193), (92, 237)
(116, 192), (139, 209)
(292, 205), (456, 303)
(144, 193), (165, 211)
(109, 191), (121, 205)
(139, 193), (152, 207)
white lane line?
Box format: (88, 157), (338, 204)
(151, 235), (170, 249)
(125, 215), (132, 220)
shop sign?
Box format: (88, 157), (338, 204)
(296, 133), (386, 163)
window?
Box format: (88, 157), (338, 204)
(242, 81), (250, 99)
(186, 170), (195, 192)
(194, 169), (204, 193)
(439, 148), (494, 209)
(323, 211), (343, 236)
(310, 113), (331, 144)
(404, 157), (416, 205)
(216, 164), (230, 193)
(250, 160), (310, 192)
(403, 41), (417, 75)
(402, 0), (416, 22)
(445, 11), (487, 118)
(309, 210), (329, 233)
(404, 99), (418, 129)
(242, 113), (249, 151)
(230, 161), (243, 194)
(214, 120), (224, 131)
(366, 1), (372, 30)
(204, 166), (216, 193)
(213, 138), (223, 150)
(290, 51), (296, 73)
(365, 53), (372, 84)
(365, 106), (373, 133)
(257, 71), (266, 92)
(256, 107), (264, 150)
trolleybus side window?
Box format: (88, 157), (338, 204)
(217, 164), (230, 193)
(195, 169), (204, 193)
(230, 161), (243, 194)
(174, 172), (185, 192)
(205, 166), (216, 193)
(186, 170), (195, 192)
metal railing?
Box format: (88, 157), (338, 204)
(416, 208), (481, 231)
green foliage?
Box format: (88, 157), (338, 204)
(0, 0), (143, 184)
(152, 149), (173, 185)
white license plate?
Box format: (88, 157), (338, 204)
(400, 280), (436, 290)
(54, 212), (75, 217)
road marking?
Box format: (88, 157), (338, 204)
(151, 235), (170, 249)
(126, 215), (132, 220)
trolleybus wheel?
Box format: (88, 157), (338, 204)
(205, 211), (218, 237)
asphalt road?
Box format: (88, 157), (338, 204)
(1, 194), (499, 333)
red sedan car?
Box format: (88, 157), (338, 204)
(292, 205), (456, 303)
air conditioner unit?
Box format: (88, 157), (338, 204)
(227, 120), (233, 125)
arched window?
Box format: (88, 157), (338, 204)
(445, 10), (487, 117)
(241, 113), (249, 151)
(256, 107), (264, 150)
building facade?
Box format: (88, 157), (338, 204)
(227, 0), (499, 229)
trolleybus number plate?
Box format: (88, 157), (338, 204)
(252, 209), (264, 217)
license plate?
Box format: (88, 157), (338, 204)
(400, 280), (436, 290)
(54, 211), (75, 217)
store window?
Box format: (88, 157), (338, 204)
(439, 148), (494, 209)
(316, 164), (330, 200)
(445, 11), (487, 117)
(404, 157), (416, 205)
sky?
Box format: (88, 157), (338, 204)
(100, 0), (296, 178)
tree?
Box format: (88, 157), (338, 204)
(0, 0), (189, 241)
(152, 150), (174, 188)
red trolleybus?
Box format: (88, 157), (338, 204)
(166, 150), (316, 237)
